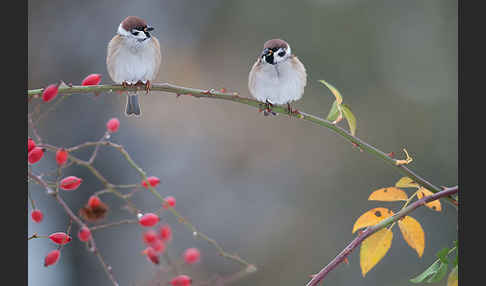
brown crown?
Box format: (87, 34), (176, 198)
(263, 39), (289, 50)
(121, 16), (147, 31)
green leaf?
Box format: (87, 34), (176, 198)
(426, 262), (448, 283)
(342, 103), (357, 136)
(319, 80), (343, 104)
(437, 247), (450, 264)
(410, 260), (449, 284)
(410, 260), (442, 283)
(326, 100), (340, 121)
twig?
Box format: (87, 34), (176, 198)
(89, 219), (137, 231)
(305, 186), (458, 286)
(28, 113), (42, 143)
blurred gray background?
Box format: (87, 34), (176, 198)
(28, 0), (457, 285)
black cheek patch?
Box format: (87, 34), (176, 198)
(144, 31), (151, 38)
(265, 54), (274, 64)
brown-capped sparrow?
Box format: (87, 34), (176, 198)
(107, 16), (161, 117)
(248, 39), (307, 115)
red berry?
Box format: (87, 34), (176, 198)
(170, 275), (192, 286)
(150, 238), (166, 254)
(142, 230), (158, 244)
(28, 138), (36, 153)
(48, 232), (72, 245)
(88, 195), (101, 208)
(28, 147), (45, 164)
(56, 148), (68, 166)
(78, 227), (91, 242)
(42, 84), (59, 102)
(163, 196), (176, 209)
(143, 247), (159, 264)
(59, 176), (83, 191)
(106, 118), (120, 133)
(139, 213), (159, 227)
(81, 74), (102, 86)
(142, 176), (161, 188)
(44, 249), (61, 267)
(183, 248), (201, 264)
(31, 210), (43, 223)
(158, 224), (172, 242)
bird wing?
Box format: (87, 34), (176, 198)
(150, 36), (162, 81)
(248, 58), (262, 97)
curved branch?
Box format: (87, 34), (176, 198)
(305, 186), (458, 286)
(28, 83), (457, 207)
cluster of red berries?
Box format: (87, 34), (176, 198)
(138, 218), (198, 286)
(43, 220), (92, 267)
(42, 195), (99, 266)
(139, 218), (170, 264)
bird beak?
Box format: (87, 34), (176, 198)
(262, 48), (273, 57)
(144, 26), (154, 32)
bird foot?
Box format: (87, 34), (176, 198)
(144, 80), (151, 94)
(287, 103), (300, 117)
(261, 100), (276, 116)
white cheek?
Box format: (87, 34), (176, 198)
(274, 51), (286, 63)
(134, 33), (148, 40)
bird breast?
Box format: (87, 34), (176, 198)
(249, 56), (306, 105)
(107, 36), (161, 84)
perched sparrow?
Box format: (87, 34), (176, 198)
(107, 16), (162, 117)
(248, 39), (307, 115)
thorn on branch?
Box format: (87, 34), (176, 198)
(351, 142), (363, 152)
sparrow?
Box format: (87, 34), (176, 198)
(107, 16), (162, 117)
(248, 39), (307, 115)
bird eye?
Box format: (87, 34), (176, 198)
(278, 50), (286, 57)
(131, 31), (139, 36)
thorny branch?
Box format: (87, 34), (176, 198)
(28, 83), (458, 207)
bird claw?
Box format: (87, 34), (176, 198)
(286, 103), (301, 117)
(144, 80), (151, 94)
(202, 88), (215, 96)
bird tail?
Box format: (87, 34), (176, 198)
(125, 94), (141, 117)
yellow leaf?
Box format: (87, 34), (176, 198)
(447, 265), (458, 286)
(352, 208), (394, 233)
(398, 216), (425, 257)
(417, 187), (442, 212)
(368, 187), (408, 202)
(360, 228), (393, 276)
(319, 79), (343, 105)
(395, 177), (419, 188)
